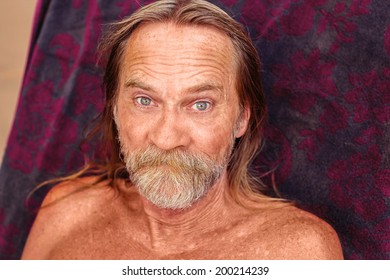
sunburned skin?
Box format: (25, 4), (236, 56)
(116, 23), (245, 159)
(114, 23), (247, 211)
(21, 23), (343, 260)
(22, 177), (343, 259)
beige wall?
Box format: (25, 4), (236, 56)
(0, 1), (36, 163)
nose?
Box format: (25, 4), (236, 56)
(148, 108), (190, 151)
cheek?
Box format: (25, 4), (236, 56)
(115, 106), (148, 148)
(189, 118), (236, 157)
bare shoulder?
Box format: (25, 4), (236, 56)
(41, 176), (116, 207)
(252, 204), (343, 259)
(21, 176), (118, 259)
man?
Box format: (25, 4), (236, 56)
(21, 0), (343, 259)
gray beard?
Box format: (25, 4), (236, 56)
(123, 145), (230, 209)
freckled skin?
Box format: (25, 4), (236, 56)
(116, 23), (244, 159)
(21, 23), (343, 260)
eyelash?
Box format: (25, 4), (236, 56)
(135, 96), (154, 107)
(191, 100), (212, 112)
(134, 96), (213, 112)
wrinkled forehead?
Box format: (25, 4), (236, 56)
(121, 21), (238, 78)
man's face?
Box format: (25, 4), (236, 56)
(115, 22), (249, 209)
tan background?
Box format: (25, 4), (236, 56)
(0, 1), (36, 163)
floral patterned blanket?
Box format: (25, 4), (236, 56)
(0, 0), (389, 259)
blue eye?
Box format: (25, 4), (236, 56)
(135, 97), (152, 106)
(193, 101), (210, 111)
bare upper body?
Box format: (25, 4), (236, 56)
(21, 176), (343, 260)
(22, 10), (343, 260)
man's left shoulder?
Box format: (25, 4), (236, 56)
(252, 205), (344, 259)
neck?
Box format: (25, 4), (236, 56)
(135, 172), (243, 252)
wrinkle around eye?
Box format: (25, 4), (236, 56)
(191, 100), (212, 112)
(134, 96), (155, 107)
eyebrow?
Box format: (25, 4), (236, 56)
(125, 78), (155, 92)
(185, 83), (224, 96)
(124, 77), (224, 97)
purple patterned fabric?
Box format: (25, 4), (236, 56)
(0, 0), (389, 259)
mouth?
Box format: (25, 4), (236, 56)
(138, 164), (180, 172)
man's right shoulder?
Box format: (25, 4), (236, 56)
(42, 176), (114, 207)
(21, 176), (119, 259)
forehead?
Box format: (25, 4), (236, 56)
(121, 22), (237, 82)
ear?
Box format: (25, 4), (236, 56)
(234, 106), (250, 138)
(113, 104), (118, 119)
(112, 104), (120, 130)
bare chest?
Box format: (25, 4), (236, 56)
(49, 237), (272, 260)
(48, 221), (276, 259)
